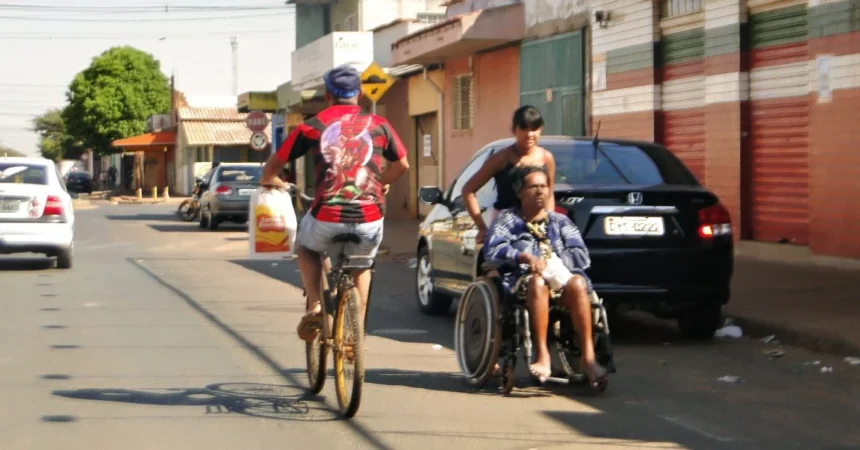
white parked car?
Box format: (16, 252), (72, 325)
(0, 157), (75, 268)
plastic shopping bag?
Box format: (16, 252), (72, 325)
(541, 253), (573, 291)
(248, 187), (297, 259)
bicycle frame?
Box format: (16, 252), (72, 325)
(316, 246), (376, 349)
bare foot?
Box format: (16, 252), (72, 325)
(528, 361), (552, 381)
(581, 360), (608, 388)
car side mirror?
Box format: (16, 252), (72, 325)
(419, 186), (444, 205)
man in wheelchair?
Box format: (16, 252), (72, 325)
(483, 165), (608, 388)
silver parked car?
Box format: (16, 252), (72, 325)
(198, 162), (263, 231)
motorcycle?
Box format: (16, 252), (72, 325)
(177, 177), (204, 222)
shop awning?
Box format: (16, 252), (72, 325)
(179, 120), (272, 147)
(392, 3), (525, 66)
(112, 131), (176, 149)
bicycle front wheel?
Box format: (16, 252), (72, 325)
(333, 284), (365, 418)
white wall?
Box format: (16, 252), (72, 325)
(361, 0), (446, 32)
(373, 21), (433, 67)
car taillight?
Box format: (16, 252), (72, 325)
(554, 206), (567, 215)
(697, 203), (732, 239)
(44, 195), (64, 216)
(215, 185), (233, 196)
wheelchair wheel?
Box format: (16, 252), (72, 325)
(454, 277), (502, 387)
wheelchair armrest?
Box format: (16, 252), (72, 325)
(481, 261), (503, 272)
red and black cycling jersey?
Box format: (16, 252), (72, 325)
(275, 105), (407, 224)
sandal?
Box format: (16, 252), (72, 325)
(297, 311), (322, 342)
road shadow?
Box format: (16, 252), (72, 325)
(227, 258), (713, 353)
(130, 258), (394, 449)
(364, 367), (556, 398)
(148, 224), (246, 233)
(105, 213), (178, 222)
(0, 257), (54, 271)
(542, 409), (733, 449)
(52, 382), (334, 421)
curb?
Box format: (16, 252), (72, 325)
(727, 314), (860, 357)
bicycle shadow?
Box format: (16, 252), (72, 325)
(51, 382), (337, 422)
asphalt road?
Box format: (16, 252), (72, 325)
(1, 203), (858, 450)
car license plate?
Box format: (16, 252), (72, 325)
(0, 201), (19, 213)
(604, 216), (665, 236)
(239, 189), (255, 196)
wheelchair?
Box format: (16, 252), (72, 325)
(454, 264), (616, 395)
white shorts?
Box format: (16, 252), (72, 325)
(296, 213), (384, 258)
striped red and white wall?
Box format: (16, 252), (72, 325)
(589, 0), (860, 259)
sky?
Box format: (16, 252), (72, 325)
(0, 0), (296, 157)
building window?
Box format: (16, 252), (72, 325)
(661, 0), (703, 18)
(417, 13), (445, 24)
(453, 74), (473, 131)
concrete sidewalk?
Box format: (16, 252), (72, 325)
(377, 218), (860, 356)
(726, 255), (860, 356)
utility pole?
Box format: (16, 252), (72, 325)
(230, 36), (238, 96)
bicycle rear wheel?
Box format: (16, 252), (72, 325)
(333, 284), (365, 418)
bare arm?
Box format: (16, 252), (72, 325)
(261, 153), (287, 189)
(462, 151), (507, 234)
(261, 125), (310, 190)
(544, 148), (556, 211)
(380, 123), (410, 189)
(380, 157), (409, 186)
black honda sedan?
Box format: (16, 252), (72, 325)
(415, 136), (734, 340)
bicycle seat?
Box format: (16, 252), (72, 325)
(331, 233), (362, 244)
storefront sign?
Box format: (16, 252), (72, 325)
(422, 134), (432, 158)
(291, 32), (374, 92)
(238, 91), (278, 112)
(817, 55), (833, 103)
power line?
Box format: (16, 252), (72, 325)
(0, 4), (287, 12)
(0, 82), (66, 88)
(0, 11), (294, 22)
(0, 28), (292, 40)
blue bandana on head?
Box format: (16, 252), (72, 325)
(324, 65), (361, 99)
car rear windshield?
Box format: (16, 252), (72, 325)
(68, 172), (89, 179)
(218, 166), (262, 183)
(0, 163), (48, 185)
(547, 142), (698, 186)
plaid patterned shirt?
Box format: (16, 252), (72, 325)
(483, 208), (593, 293)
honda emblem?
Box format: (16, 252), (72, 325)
(627, 192), (643, 205)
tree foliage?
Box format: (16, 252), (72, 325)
(32, 109), (83, 161)
(63, 46), (171, 156)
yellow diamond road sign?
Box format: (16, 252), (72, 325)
(361, 62), (394, 104)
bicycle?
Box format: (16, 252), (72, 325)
(298, 192), (374, 419)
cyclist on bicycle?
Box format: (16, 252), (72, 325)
(261, 65), (410, 342)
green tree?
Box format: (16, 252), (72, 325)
(32, 108), (83, 161)
(63, 46), (171, 156)
(0, 143), (26, 157)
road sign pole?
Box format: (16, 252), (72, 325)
(371, 101), (377, 115)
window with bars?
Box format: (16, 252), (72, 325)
(453, 74), (473, 131)
(661, 0), (703, 18)
(417, 12), (446, 24)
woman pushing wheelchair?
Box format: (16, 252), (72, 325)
(482, 165), (608, 389)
